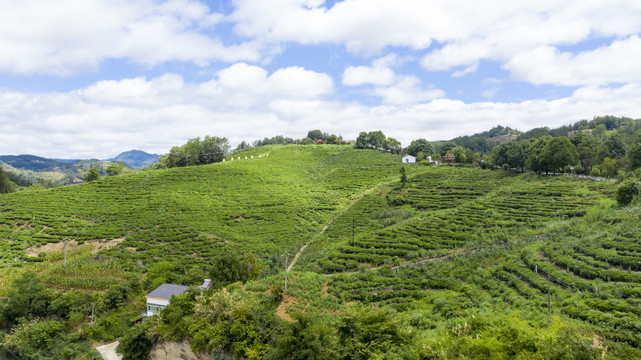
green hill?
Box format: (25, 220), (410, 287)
(3, 144), (641, 359)
(0, 145), (406, 267)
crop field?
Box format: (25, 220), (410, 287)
(0, 145), (411, 270)
(296, 167), (614, 273)
(316, 199), (641, 352)
(3, 144), (641, 357)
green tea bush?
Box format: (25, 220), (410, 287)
(616, 180), (641, 205)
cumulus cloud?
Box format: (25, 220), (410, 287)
(342, 55), (443, 104)
(0, 0), (261, 75)
(503, 36), (641, 86)
(0, 63), (335, 158)
(1, 68), (640, 158)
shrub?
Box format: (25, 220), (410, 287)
(616, 180), (641, 206)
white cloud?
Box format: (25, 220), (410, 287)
(370, 76), (445, 105)
(2, 66), (640, 158)
(482, 88), (499, 99)
(342, 66), (396, 87)
(504, 36), (641, 86)
(342, 54), (443, 104)
(342, 54), (399, 86)
(0, 0), (261, 75)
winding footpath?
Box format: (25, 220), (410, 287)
(286, 184), (387, 273)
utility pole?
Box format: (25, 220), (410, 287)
(284, 253), (288, 293)
(63, 238), (69, 266)
(352, 218), (355, 246)
(547, 273), (551, 316)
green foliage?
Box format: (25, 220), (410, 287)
(268, 312), (338, 360)
(117, 319), (155, 360)
(526, 136), (552, 173)
(355, 130), (393, 151)
(491, 141), (529, 170)
(599, 157), (619, 178)
(1, 319), (95, 360)
(104, 283), (132, 309)
(0, 272), (50, 328)
(84, 167), (101, 182)
(438, 141), (456, 157)
(209, 252), (260, 288)
(337, 305), (413, 359)
(400, 166), (408, 187)
(542, 136), (579, 173)
(406, 139), (435, 157)
(599, 132), (627, 161)
(188, 288), (276, 359)
(106, 161), (126, 176)
(616, 180), (641, 205)
(161, 136), (230, 168)
(0, 145), (404, 269)
(307, 129), (324, 141)
(571, 133), (600, 172)
(627, 130), (641, 170)
(423, 313), (600, 360)
(0, 167), (17, 193)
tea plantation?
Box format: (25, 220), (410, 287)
(0, 145), (407, 271)
(3, 144), (641, 359)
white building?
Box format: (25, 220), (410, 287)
(145, 283), (189, 316)
(402, 155), (416, 163)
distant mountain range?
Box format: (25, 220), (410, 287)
(0, 150), (161, 186)
(106, 150), (161, 168)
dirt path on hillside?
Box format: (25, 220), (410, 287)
(287, 185), (384, 273)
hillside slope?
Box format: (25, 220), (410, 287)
(0, 145), (408, 268)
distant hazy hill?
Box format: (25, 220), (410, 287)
(0, 155), (108, 185)
(107, 150), (160, 168)
(0, 154), (74, 172)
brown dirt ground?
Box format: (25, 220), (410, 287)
(25, 238), (124, 257)
(276, 294), (298, 322)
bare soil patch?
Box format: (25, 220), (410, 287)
(276, 294), (298, 322)
(26, 238), (124, 257)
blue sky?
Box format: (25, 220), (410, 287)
(1, 0), (641, 158)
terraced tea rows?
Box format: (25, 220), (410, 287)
(297, 168), (613, 273)
(323, 200), (641, 349)
(0, 145), (408, 269)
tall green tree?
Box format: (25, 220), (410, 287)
(598, 132), (627, 161)
(106, 161), (126, 176)
(84, 167), (101, 182)
(571, 133), (600, 172)
(438, 141), (456, 157)
(406, 139), (435, 156)
(0, 167), (16, 193)
(542, 137), (579, 173)
(307, 130), (325, 141)
(526, 135), (552, 173)
(355, 132), (370, 149)
(162, 136), (229, 168)
(367, 131), (386, 149)
(627, 130), (641, 170)
(491, 141), (529, 171)
(383, 137), (401, 153)
(0, 272), (50, 328)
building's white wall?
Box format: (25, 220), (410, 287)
(146, 298), (171, 315)
(402, 156), (416, 163)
